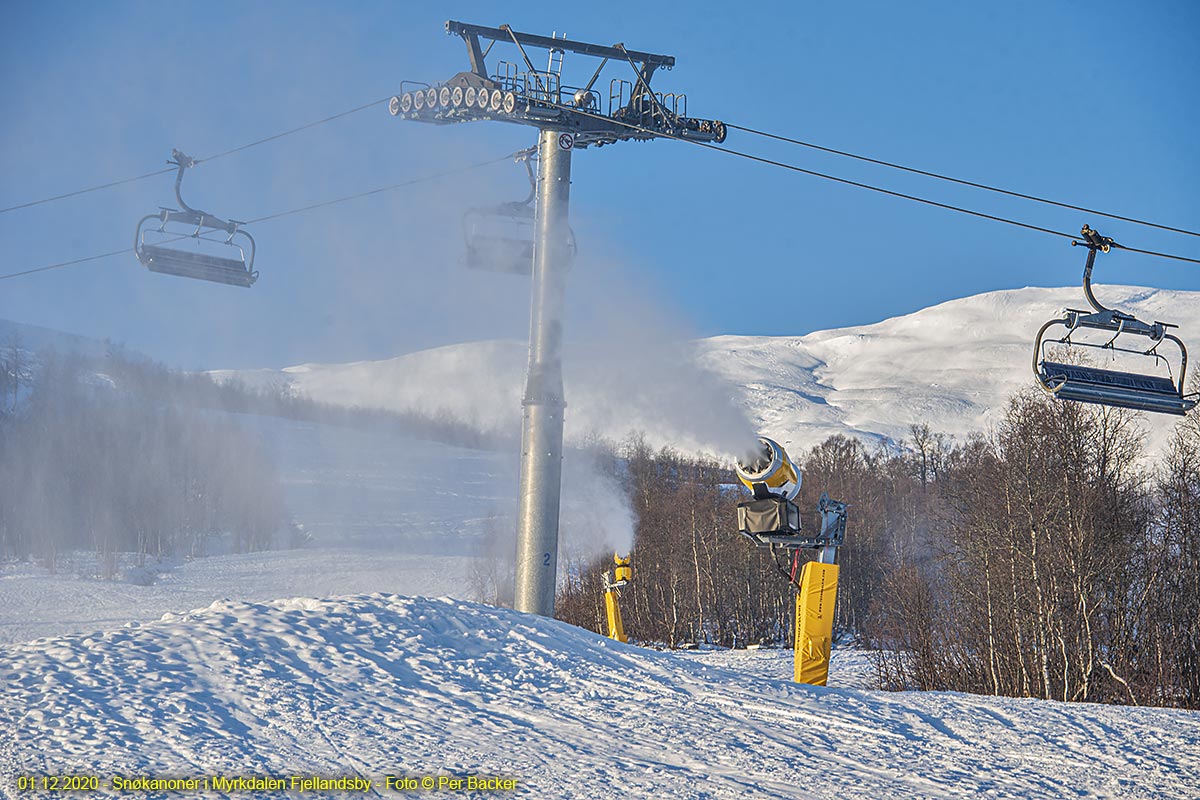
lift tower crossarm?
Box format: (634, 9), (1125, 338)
(445, 20), (675, 71)
(394, 21), (726, 150)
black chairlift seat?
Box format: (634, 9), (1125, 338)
(461, 210), (576, 275)
(1038, 361), (1195, 416)
(460, 153), (576, 275)
(138, 243), (258, 288)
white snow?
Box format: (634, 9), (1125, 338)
(4, 287), (1200, 798)
(3, 594), (1197, 799)
(212, 285), (1200, 458)
(0, 415), (508, 645)
(0, 413), (632, 645)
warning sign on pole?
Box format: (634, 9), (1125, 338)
(558, 133), (574, 150)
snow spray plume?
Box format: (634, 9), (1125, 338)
(559, 447), (636, 558)
(563, 250), (758, 461)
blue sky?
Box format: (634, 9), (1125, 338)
(1, 0), (1197, 370)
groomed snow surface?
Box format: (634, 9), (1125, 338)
(5, 288), (1200, 797)
(3, 594), (1198, 799)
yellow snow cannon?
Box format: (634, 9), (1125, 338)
(736, 437), (801, 501)
(735, 437), (805, 547)
(612, 554), (631, 586)
(603, 553), (630, 643)
(732, 436), (848, 687)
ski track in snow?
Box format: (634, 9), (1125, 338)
(2, 594), (1197, 800)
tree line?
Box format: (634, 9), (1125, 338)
(0, 349), (287, 574)
(556, 391), (1200, 709)
(0, 339), (498, 576)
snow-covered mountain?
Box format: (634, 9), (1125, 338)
(0, 318), (107, 357)
(214, 285), (1200, 458)
(3, 593), (1196, 799)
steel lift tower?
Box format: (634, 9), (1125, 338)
(390, 21), (726, 616)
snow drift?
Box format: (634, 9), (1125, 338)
(2, 594), (1197, 799)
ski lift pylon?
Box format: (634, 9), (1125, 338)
(461, 152), (576, 275)
(1033, 225), (1196, 416)
(134, 149), (258, 288)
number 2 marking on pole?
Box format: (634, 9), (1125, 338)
(558, 133), (573, 150)
(543, 552), (551, 566)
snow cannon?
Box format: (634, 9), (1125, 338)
(603, 553), (630, 643)
(736, 437), (801, 501)
(735, 437), (805, 548)
(611, 554), (631, 587)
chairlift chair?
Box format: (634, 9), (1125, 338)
(134, 149), (258, 288)
(461, 155), (576, 275)
(1033, 225), (1196, 416)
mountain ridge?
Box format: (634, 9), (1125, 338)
(211, 284), (1200, 457)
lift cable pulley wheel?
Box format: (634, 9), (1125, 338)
(1033, 225), (1197, 416)
(134, 149), (258, 288)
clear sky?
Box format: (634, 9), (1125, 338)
(1, 0), (1197, 370)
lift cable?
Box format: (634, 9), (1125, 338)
(542, 100), (1200, 265)
(0, 153), (516, 283)
(727, 122), (1200, 240)
(0, 248), (136, 282)
(0, 168), (177, 215)
(0, 97), (391, 215)
(195, 97), (390, 163)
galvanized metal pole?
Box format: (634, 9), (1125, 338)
(514, 128), (573, 616)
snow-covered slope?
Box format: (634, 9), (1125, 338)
(3, 594), (1197, 799)
(0, 318), (106, 358)
(700, 284), (1200, 456)
(0, 413), (635, 645)
(214, 285), (1200, 457)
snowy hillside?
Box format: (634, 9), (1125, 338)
(213, 285), (1200, 458)
(0, 412), (493, 643)
(0, 318), (106, 357)
(0, 413), (636, 645)
(3, 594), (1197, 799)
